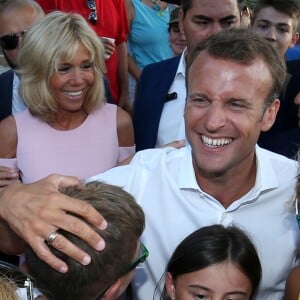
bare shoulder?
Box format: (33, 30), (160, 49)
(116, 106), (134, 147)
(0, 116), (17, 158)
(284, 266), (300, 300)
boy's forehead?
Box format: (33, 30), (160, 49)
(254, 6), (295, 26)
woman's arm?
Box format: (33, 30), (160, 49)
(0, 175), (107, 272)
(117, 106), (135, 147)
(0, 116), (17, 158)
(284, 266), (300, 300)
(0, 117), (20, 189)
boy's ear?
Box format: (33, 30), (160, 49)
(290, 32), (299, 48)
(102, 279), (122, 300)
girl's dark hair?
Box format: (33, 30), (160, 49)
(162, 225), (262, 299)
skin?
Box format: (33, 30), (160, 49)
(184, 51), (279, 207)
(0, 5), (43, 68)
(116, 42), (131, 112)
(252, 7), (299, 56)
(169, 24), (187, 56)
(49, 42), (95, 129)
(240, 7), (252, 29)
(179, 0), (241, 54)
(284, 266), (300, 300)
(0, 175), (106, 272)
(166, 261), (253, 300)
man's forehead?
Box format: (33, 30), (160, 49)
(188, 51), (272, 82)
(189, 0), (240, 12)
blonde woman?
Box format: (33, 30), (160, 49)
(0, 11), (135, 185)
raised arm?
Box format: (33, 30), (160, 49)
(0, 174), (107, 272)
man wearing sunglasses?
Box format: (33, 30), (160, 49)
(24, 181), (146, 300)
(0, 0), (45, 121)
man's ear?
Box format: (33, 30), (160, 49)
(165, 272), (176, 300)
(261, 99), (280, 132)
(290, 32), (299, 48)
(102, 279), (122, 300)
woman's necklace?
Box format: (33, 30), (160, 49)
(150, 0), (164, 16)
(151, 0), (161, 11)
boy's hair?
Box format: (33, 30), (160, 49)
(252, 0), (300, 32)
(25, 181), (145, 300)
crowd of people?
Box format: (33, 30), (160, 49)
(0, 0), (299, 299)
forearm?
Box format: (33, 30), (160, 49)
(0, 187), (25, 254)
(128, 54), (142, 80)
(117, 42), (129, 99)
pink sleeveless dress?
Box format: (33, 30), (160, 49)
(0, 103), (135, 183)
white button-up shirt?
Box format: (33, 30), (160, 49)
(89, 145), (299, 300)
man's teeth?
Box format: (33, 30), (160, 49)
(65, 90), (83, 97)
(202, 135), (232, 147)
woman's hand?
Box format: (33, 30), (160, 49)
(100, 37), (115, 60)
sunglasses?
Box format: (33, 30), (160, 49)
(87, 0), (98, 25)
(0, 260), (34, 300)
(93, 242), (149, 299)
(0, 30), (26, 50)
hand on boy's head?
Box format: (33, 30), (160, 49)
(0, 174), (107, 273)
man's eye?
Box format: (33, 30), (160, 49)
(194, 20), (209, 26)
(192, 97), (209, 106)
(195, 294), (208, 300)
(223, 20), (237, 28)
(228, 101), (247, 109)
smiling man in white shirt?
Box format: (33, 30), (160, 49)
(0, 28), (298, 300)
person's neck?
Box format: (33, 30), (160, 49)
(193, 154), (257, 208)
(50, 110), (88, 131)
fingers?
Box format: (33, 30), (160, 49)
(100, 38), (115, 56)
(0, 174), (107, 273)
(30, 237), (69, 273)
(39, 196), (107, 249)
(0, 166), (19, 188)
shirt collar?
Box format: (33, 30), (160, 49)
(178, 144), (283, 193)
(176, 49), (187, 77)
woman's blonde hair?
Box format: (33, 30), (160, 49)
(17, 11), (106, 122)
(0, 277), (18, 300)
